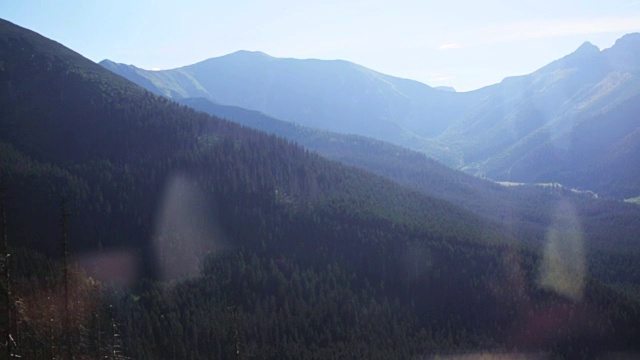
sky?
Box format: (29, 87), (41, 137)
(2, 0), (640, 91)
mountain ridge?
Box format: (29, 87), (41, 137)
(437, 34), (640, 197)
(99, 50), (486, 147)
(102, 33), (640, 198)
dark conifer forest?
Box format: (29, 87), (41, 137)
(2, 18), (640, 359)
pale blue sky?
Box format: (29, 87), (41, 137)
(2, 0), (640, 91)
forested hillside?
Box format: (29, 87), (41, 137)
(177, 97), (640, 255)
(2, 19), (640, 358)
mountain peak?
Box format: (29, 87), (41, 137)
(99, 59), (141, 70)
(538, 40), (602, 73)
(604, 32), (640, 70)
(612, 32), (640, 49)
(227, 50), (273, 59)
(98, 59), (118, 71)
(573, 41), (600, 56)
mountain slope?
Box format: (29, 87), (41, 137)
(3, 19), (640, 358)
(99, 52), (489, 156)
(176, 97), (640, 258)
(178, 97), (640, 296)
(438, 36), (640, 197)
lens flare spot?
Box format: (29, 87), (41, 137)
(538, 199), (585, 300)
(153, 173), (225, 280)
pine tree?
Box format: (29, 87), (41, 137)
(108, 304), (128, 360)
(60, 198), (73, 360)
(0, 180), (17, 358)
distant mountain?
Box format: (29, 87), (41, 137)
(103, 35), (640, 198)
(439, 36), (640, 198)
(99, 52), (488, 156)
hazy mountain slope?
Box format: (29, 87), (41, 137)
(439, 35), (640, 197)
(99, 52), (489, 154)
(496, 92), (640, 198)
(177, 96), (497, 207)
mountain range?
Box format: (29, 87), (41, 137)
(2, 17), (640, 358)
(102, 34), (640, 198)
(99, 51), (483, 159)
